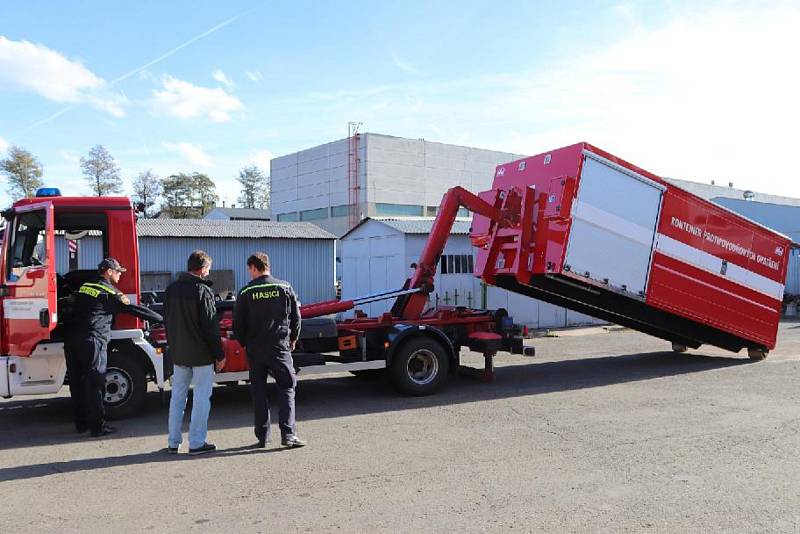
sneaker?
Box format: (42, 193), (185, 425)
(255, 436), (271, 449)
(188, 442), (217, 455)
(166, 446), (179, 454)
(281, 435), (306, 448)
(89, 424), (116, 437)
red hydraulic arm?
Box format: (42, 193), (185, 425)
(300, 185), (519, 321)
(400, 186), (509, 319)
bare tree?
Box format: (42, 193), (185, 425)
(236, 165), (270, 209)
(1, 146), (44, 200)
(80, 145), (122, 196)
(132, 170), (162, 217)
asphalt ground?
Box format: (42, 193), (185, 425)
(2, 323), (800, 533)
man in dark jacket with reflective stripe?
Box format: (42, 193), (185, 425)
(234, 252), (305, 448)
(164, 250), (225, 455)
(65, 258), (163, 437)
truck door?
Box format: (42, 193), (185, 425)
(1, 201), (57, 356)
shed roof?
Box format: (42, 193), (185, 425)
(342, 217), (472, 239)
(136, 219), (335, 239)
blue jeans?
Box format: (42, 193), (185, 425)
(168, 364), (214, 449)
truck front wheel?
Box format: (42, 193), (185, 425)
(104, 351), (147, 419)
(389, 337), (449, 396)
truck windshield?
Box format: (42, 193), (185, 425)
(7, 210), (47, 281)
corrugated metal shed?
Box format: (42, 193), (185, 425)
(55, 219), (336, 304)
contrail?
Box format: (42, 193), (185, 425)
(22, 8), (252, 133)
(109, 10), (250, 86)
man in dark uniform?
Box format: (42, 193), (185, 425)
(234, 252), (305, 448)
(65, 258), (162, 437)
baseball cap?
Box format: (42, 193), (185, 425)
(98, 258), (127, 272)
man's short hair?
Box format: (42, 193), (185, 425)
(187, 250), (212, 272)
(247, 252), (270, 273)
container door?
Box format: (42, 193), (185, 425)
(1, 201), (57, 356)
(564, 152), (664, 296)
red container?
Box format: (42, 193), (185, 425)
(472, 142), (789, 353)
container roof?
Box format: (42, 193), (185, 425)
(137, 219), (335, 239)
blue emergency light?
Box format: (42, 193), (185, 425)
(35, 187), (62, 197)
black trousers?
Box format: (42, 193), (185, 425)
(247, 351), (297, 440)
(64, 336), (107, 432)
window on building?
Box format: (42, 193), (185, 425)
(331, 204), (349, 218)
(300, 207), (328, 221)
(426, 206), (438, 217)
(277, 212), (299, 222)
(457, 207), (470, 217)
(375, 203), (424, 216)
(439, 254), (474, 274)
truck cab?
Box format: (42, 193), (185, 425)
(0, 189), (164, 417)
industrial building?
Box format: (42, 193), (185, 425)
(56, 219), (336, 304)
(340, 217), (603, 329)
(271, 132), (525, 236)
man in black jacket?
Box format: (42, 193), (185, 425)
(65, 258), (163, 437)
(234, 252), (305, 448)
(164, 250), (226, 455)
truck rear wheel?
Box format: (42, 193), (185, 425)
(104, 351), (147, 419)
(389, 337), (449, 396)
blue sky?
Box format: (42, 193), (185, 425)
(1, 0), (799, 207)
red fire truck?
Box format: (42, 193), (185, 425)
(0, 142), (790, 418)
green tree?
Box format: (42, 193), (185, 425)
(131, 169), (162, 217)
(236, 165), (270, 209)
(80, 144), (123, 196)
(1, 145), (44, 200)
(160, 172), (218, 218)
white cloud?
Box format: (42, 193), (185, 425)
(250, 149), (273, 170)
(162, 142), (213, 167)
(212, 69), (235, 90)
(0, 36), (126, 117)
(0, 136), (8, 154)
(151, 75), (243, 122)
(471, 6), (800, 196)
(246, 70), (263, 82)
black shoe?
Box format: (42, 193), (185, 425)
(166, 446), (179, 454)
(89, 424), (116, 437)
(188, 442), (217, 455)
(254, 436), (271, 449)
(281, 435), (306, 448)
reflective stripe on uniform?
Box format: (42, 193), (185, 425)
(240, 283), (290, 295)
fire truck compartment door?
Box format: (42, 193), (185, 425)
(2, 201), (57, 356)
(564, 152), (665, 296)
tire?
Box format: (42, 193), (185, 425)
(104, 350), (147, 420)
(350, 369), (385, 381)
(671, 342), (689, 353)
(389, 337), (449, 396)
(748, 348), (768, 360)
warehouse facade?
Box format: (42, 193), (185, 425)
(340, 218), (603, 329)
(56, 219), (336, 304)
(271, 133), (525, 236)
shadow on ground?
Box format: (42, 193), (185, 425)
(0, 349), (752, 459)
